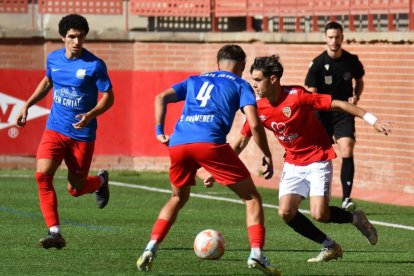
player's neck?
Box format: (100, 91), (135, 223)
(268, 85), (281, 104)
(65, 48), (83, 59)
(327, 48), (342, 59)
(218, 60), (243, 77)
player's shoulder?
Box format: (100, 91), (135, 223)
(47, 48), (65, 59)
(342, 49), (360, 60)
(198, 70), (245, 86)
(308, 51), (326, 70)
(312, 51), (327, 63)
(81, 48), (104, 63)
(282, 85), (309, 95)
(257, 97), (267, 104)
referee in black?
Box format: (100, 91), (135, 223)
(305, 21), (365, 212)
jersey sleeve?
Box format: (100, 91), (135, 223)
(240, 117), (252, 138)
(353, 55), (365, 79)
(304, 59), (319, 88)
(300, 90), (332, 111)
(45, 55), (52, 79)
(95, 59), (112, 92)
(239, 82), (257, 111)
(171, 80), (187, 101)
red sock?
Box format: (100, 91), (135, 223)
(248, 224), (265, 249)
(150, 219), (172, 243)
(35, 172), (59, 227)
(68, 176), (101, 197)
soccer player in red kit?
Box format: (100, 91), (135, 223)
(231, 55), (391, 262)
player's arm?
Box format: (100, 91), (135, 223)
(231, 133), (252, 155)
(349, 77), (364, 104)
(72, 89), (114, 129)
(15, 76), (53, 127)
(204, 125), (253, 188)
(243, 105), (274, 179)
(330, 99), (391, 135)
(304, 60), (318, 93)
(205, 120), (265, 187)
(154, 88), (178, 145)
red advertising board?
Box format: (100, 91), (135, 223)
(0, 69), (192, 157)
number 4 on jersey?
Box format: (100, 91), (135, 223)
(196, 82), (214, 107)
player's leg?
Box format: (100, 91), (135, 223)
(336, 137), (355, 209)
(309, 160), (377, 247)
(198, 143), (279, 275)
(334, 113), (357, 211)
(137, 184), (191, 272)
(228, 178), (280, 276)
(278, 161), (341, 262)
(137, 144), (196, 272)
(306, 195), (342, 262)
(35, 129), (66, 249)
(311, 197), (377, 245)
(227, 178), (264, 238)
(64, 139), (109, 208)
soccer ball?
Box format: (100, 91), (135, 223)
(193, 229), (226, 260)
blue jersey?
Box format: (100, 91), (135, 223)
(45, 48), (112, 142)
(169, 70), (256, 146)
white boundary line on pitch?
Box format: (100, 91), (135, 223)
(1, 174), (413, 231)
(109, 181), (414, 231)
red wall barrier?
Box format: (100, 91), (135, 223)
(1, 41), (414, 206)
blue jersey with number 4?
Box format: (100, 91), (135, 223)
(169, 70), (256, 146)
(45, 48), (112, 142)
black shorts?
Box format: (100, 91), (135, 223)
(316, 111), (356, 143)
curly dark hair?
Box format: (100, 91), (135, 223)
(250, 55), (284, 79)
(216, 44), (246, 63)
(58, 14), (89, 37)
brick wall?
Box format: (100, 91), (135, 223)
(1, 40), (413, 202)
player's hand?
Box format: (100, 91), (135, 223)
(156, 134), (170, 145)
(72, 113), (91, 129)
(203, 175), (215, 188)
(15, 108), (28, 128)
(262, 156), (274, 179)
(348, 96), (359, 105)
(373, 120), (393, 136)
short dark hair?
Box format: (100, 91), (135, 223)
(250, 55), (284, 79)
(216, 44), (246, 63)
(58, 14), (89, 37)
(324, 21), (343, 33)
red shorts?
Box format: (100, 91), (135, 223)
(169, 143), (250, 187)
(36, 129), (95, 177)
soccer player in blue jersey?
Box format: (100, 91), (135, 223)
(136, 44), (280, 275)
(15, 14), (114, 249)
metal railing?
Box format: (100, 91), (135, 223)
(1, 0), (413, 31)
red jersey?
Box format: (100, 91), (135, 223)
(241, 85), (337, 165)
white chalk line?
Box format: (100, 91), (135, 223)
(110, 181), (414, 231)
(0, 174), (412, 231)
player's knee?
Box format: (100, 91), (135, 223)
(311, 212), (329, 222)
(245, 193), (263, 205)
(179, 196), (190, 207)
(278, 208), (295, 223)
(67, 184), (80, 197)
(171, 194), (189, 208)
(35, 172), (54, 189)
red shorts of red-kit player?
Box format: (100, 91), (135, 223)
(36, 129), (95, 178)
(169, 143), (250, 187)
